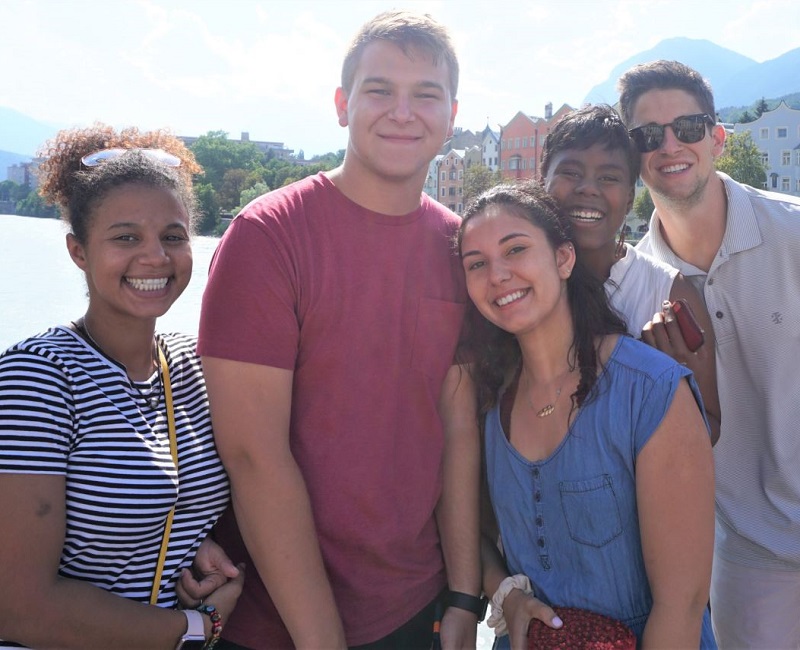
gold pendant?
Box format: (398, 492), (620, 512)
(536, 404), (555, 418)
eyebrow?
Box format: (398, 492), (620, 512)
(461, 231), (530, 258)
(362, 76), (446, 92)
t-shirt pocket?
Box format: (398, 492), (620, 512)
(410, 297), (465, 385)
(559, 474), (623, 547)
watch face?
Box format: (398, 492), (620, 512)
(178, 641), (206, 650)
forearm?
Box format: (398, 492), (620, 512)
(228, 457), (346, 648)
(2, 578), (187, 649)
(642, 599), (706, 649)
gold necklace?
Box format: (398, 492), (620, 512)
(523, 366), (572, 418)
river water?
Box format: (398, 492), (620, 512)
(0, 213), (496, 647)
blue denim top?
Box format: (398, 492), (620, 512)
(486, 336), (716, 648)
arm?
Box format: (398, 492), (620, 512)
(642, 274), (721, 444)
(436, 365), (481, 648)
(201, 357), (346, 648)
(636, 379), (715, 648)
(0, 473), (237, 648)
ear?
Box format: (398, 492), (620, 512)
(710, 123), (726, 158)
(66, 233), (88, 272)
(556, 242), (576, 280)
(334, 87), (349, 127)
(447, 99), (459, 138)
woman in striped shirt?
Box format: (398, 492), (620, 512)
(0, 125), (241, 649)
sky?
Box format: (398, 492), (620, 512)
(2, 0), (800, 158)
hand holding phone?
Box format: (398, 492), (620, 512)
(663, 298), (705, 352)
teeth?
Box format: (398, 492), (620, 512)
(126, 277), (168, 291)
(496, 290), (526, 306)
(570, 209), (603, 221)
(661, 164), (689, 173)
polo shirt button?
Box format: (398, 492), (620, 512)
(537, 538), (545, 547)
(716, 311), (724, 319)
(707, 278), (714, 285)
(536, 516), (543, 526)
(532, 467), (540, 478)
(534, 491), (541, 502)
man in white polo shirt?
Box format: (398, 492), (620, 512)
(618, 59), (800, 648)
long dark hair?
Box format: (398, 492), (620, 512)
(456, 181), (628, 414)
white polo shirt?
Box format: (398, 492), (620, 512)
(638, 172), (800, 569)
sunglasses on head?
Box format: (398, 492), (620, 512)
(628, 114), (715, 153)
(81, 148), (182, 167)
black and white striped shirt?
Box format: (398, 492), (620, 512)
(0, 326), (229, 608)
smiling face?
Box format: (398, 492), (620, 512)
(460, 205), (574, 337)
(630, 88), (725, 208)
(543, 143), (634, 256)
(335, 40), (457, 188)
(67, 183), (192, 327)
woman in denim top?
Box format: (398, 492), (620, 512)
(457, 182), (716, 649)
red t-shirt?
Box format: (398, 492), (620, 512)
(198, 173), (466, 647)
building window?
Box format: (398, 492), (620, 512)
(783, 150), (791, 166)
(761, 152), (769, 166)
(457, 203), (463, 213)
(777, 127), (788, 138)
(781, 177), (790, 192)
(441, 171), (446, 181)
(521, 160), (527, 170)
(441, 188), (446, 197)
(760, 128), (769, 139)
(796, 151), (800, 166)
(509, 157), (520, 170)
(522, 137), (528, 148)
(501, 139), (506, 150)
(448, 204), (456, 212)
(540, 135), (546, 146)
(797, 179), (800, 192)
(450, 171), (456, 180)
(530, 158), (536, 172)
(458, 170), (463, 180)
(449, 187), (456, 196)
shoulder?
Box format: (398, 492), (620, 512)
(234, 173), (333, 229)
(607, 336), (685, 384)
(623, 246), (678, 280)
(1, 326), (83, 366)
(722, 172), (800, 220)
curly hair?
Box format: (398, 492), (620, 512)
(456, 181), (628, 415)
(37, 123), (202, 244)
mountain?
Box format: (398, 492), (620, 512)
(0, 106), (61, 158)
(583, 38), (800, 111)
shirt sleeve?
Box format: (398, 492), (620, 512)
(0, 348), (72, 474)
(197, 213), (299, 370)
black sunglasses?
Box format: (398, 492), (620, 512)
(628, 114), (715, 153)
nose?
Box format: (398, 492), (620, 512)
(575, 176), (600, 196)
(658, 125), (683, 154)
(388, 93), (415, 123)
(489, 259), (511, 284)
(139, 236), (169, 264)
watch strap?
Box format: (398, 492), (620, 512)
(446, 590), (489, 622)
(175, 609), (206, 650)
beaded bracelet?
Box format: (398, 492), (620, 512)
(196, 604), (222, 650)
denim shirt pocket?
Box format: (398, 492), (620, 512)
(559, 474), (623, 547)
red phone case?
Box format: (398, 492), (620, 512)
(671, 298), (705, 352)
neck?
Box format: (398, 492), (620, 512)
(326, 162), (426, 216)
(81, 313), (158, 381)
(516, 307), (575, 384)
(581, 240), (622, 282)
(651, 174), (727, 272)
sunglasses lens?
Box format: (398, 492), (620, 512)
(673, 117), (707, 144)
(630, 125), (664, 153)
(81, 148), (181, 167)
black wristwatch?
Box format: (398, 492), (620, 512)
(175, 609), (206, 650)
(446, 590), (489, 622)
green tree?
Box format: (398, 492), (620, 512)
(194, 183), (221, 235)
(16, 190), (57, 218)
(716, 131), (767, 189)
(190, 131), (262, 188)
(463, 164), (501, 206)
(754, 97), (769, 117)
(738, 110), (754, 124)
(218, 168), (250, 210)
(633, 187), (654, 221)
(237, 182), (270, 213)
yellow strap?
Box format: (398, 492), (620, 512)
(150, 343), (178, 605)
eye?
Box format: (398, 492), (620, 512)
(599, 175), (622, 183)
(465, 259), (485, 272)
(507, 245), (527, 257)
(367, 88), (390, 96)
(113, 234), (138, 242)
